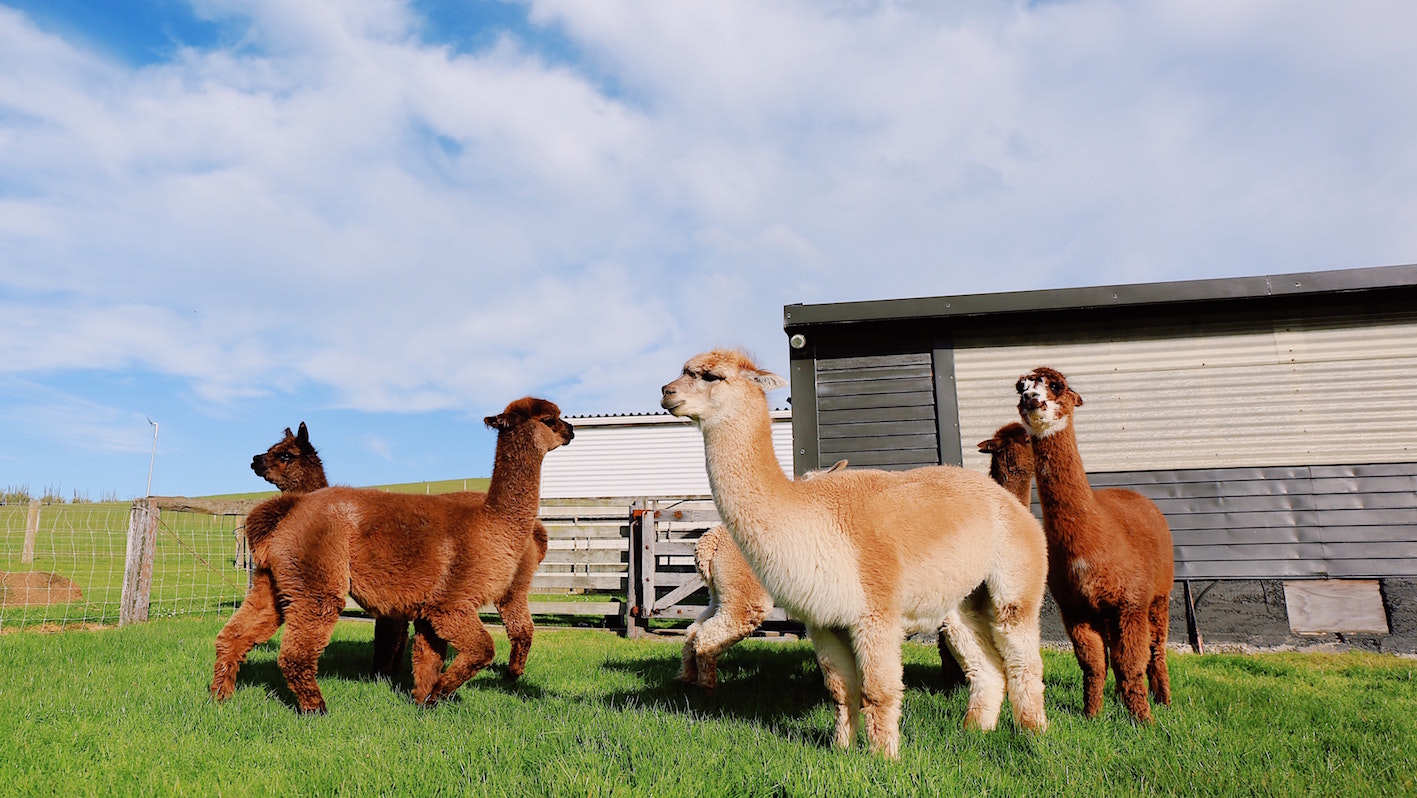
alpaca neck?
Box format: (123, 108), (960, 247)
(699, 401), (794, 532)
(482, 431), (544, 527)
(300, 469), (329, 493)
(993, 465), (1032, 507)
(1030, 421), (1102, 546)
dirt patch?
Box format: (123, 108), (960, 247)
(0, 572), (84, 607)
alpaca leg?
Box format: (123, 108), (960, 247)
(370, 617), (409, 680)
(494, 591), (535, 679)
(409, 618), (449, 705)
(275, 596), (343, 714)
(677, 604), (711, 685)
(808, 625), (862, 750)
(937, 584), (984, 690)
(943, 606), (1007, 731)
(211, 567), (284, 701)
(851, 620), (905, 759)
(423, 608), (497, 704)
(496, 538), (543, 680)
(936, 629), (967, 690)
(1108, 608), (1154, 722)
(1147, 594), (1172, 706)
(692, 595), (768, 692)
(1063, 613), (1108, 718)
(987, 602), (1049, 732)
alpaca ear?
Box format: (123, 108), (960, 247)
(296, 422), (309, 444)
(282, 427), (294, 438)
(978, 439), (998, 453)
(1072, 390), (1084, 407)
(750, 369), (788, 392)
(484, 413), (508, 430)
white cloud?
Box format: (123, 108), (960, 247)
(2, 0), (1416, 432)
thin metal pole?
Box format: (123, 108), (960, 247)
(145, 418), (159, 497)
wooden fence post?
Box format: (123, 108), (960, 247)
(624, 502), (653, 638)
(21, 499), (40, 564)
(120, 498), (159, 626)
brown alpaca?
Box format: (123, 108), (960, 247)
(1017, 367), (1175, 721)
(664, 350), (1048, 758)
(677, 459), (848, 693)
(211, 397), (572, 713)
(977, 422), (1034, 507)
(247, 423), (550, 680)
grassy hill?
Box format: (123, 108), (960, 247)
(197, 476), (493, 502)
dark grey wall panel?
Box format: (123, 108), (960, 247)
(812, 332), (939, 472)
(1096, 461), (1417, 580)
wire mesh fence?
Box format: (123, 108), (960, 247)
(0, 501), (248, 631)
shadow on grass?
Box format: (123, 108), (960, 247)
(587, 641), (977, 750)
(235, 637), (546, 711)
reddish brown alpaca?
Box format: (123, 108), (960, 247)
(212, 397), (572, 712)
(247, 423), (549, 680)
(1017, 368), (1174, 721)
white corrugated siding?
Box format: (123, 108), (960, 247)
(955, 314), (1417, 474)
(540, 411), (794, 499)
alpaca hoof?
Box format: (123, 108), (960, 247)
(298, 702), (328, 716)
(962, 709), (997, 731)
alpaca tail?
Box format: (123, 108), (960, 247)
(244, 494), (301, 567)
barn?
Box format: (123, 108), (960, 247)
(540, 410), (795, 500)
(782, 262), (1417, 652)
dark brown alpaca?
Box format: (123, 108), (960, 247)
(251, 422), (329, 494)
(978, 422), (1035, 507)
(251, 423), (404, 673)
(247, 422), (549, 680)
(212, 397), (572, 713)
(1017, 367), (1174, 721)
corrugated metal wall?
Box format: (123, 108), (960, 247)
(953, 310), (1417, 475)
(539, 413), (794, 499)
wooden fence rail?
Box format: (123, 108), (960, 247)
(130, 495), (742, 635)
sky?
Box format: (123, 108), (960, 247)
(2, 0), (1415, 500)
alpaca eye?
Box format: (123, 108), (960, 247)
(1049, 381), (1064, 394)
(1015, 381), (1025, 394)
(278, 453), (295, 463)
(702, 372), (723, 383)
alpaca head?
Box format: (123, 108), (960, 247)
(1016, 367), (1083, 438)
(660, 349), (788, 426)
(484, 396), (575, 452)
(251, 422), (326, 492)
(978, 422), (1034, 480)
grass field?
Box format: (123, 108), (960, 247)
(1, 618), (1413, 797)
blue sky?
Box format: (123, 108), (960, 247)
(2, 0), (1415, 500)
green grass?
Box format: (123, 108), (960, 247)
(1, 619), (1413, 797)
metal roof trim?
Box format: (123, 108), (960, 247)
(564, 408), (792, 427)
(783, 262), (1417, 329)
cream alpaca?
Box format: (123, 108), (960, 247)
(662, 350), (1049, 758)
(677, 460), (847, 692)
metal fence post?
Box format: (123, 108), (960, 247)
(120, 498), (159, 626)
(21, 499), (40, 564)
